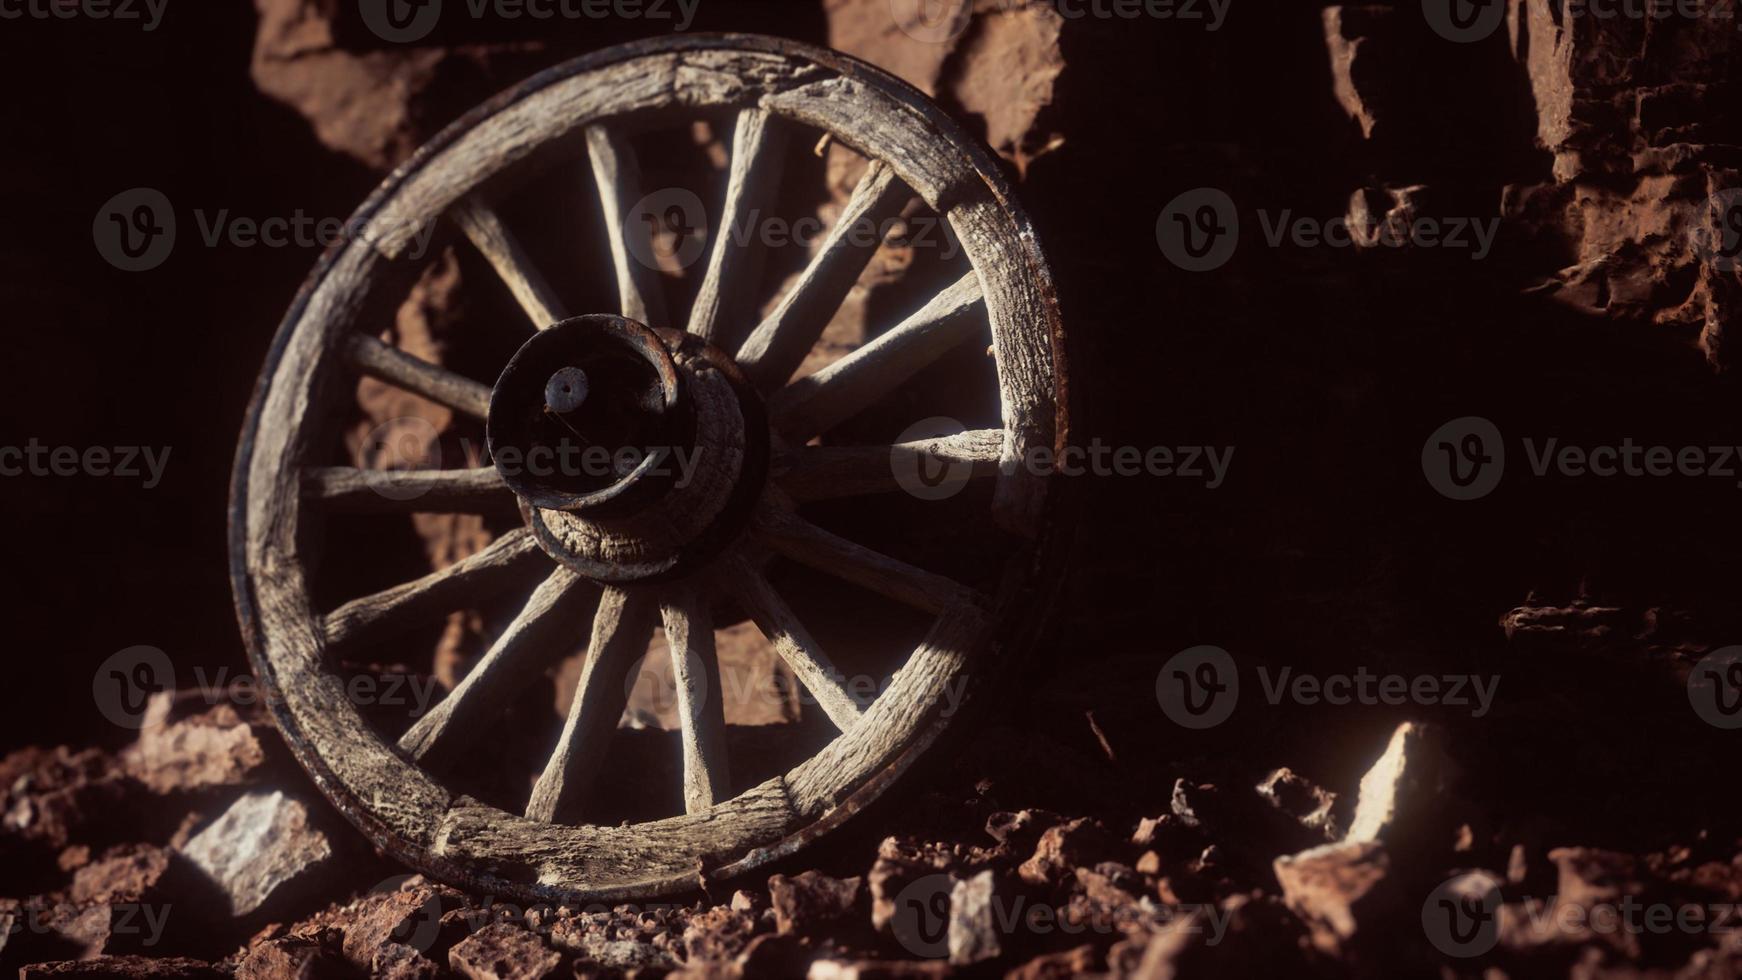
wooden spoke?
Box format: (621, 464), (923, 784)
(753, 503), (980, 615)
(660, 584), (730, 814)
(775, 428), (1003, 503)
(343, 334), (492, 421)
(320, 529), (546, 652)
(586, 124), (669, 328)
(399, 566), (594, 764)
(302, 466), (511, 513)
(526, 586), (658, 822)
(720, 555), (867, 733)
(687, 108), (789, 346)
(736, 161), (909, 391)
(452, 198), (566, 329)
(768, 272), (983, 441)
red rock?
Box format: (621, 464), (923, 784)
(808, 958), (953, 979)
(1074, 864), (1141, 911)
(945, 870), (1001, 966)
(871, 837), (962, 933)
(179, 791), (333, 921)
(123, 695), (271, 794)
(1271, 841), (1394, 956)
(1343, 722), (1449, 848)
(1255, 767), (1338, 839)
(1017, 818), (1109, 888)
(1548, 847), (1646, 910)
(448, 922), (562, 980)
(1003, 944), (1095, 979)
(827, 0), (1064, 176)
(19, 957), (225, 979)
(249, 0), (519, 171)
(0, 746), (135, 850)
(732, 933), (814, 978)
(234, 935), (345, 980)
(682, 904), (759, 965)
(4, 901), (114, 961)
(983, 809), (1062, 856)
(70, 844), (172, 906)
(339, 877), (448, 969)
(372, 941), (442, 980)
(1501, 0), (1742, 365)
(768, 870), (863, 937)
(58, 845), (92, 872)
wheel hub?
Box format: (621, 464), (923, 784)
(485, 314), (768, 582)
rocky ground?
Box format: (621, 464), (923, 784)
(7, 0), (1742, 976)
(3, 635), (1740, 979)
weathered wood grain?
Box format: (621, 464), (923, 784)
(774, 428), (1002, 503)
(719, 555), (866, 733)
(433, 778), (799, 895)
(752, 501), (979, 615)
(585, 124), (670, 328)
(399, 566), (593, 764)
(786, 599), (986, 816)
(320, 529), (546, 651)
(344, 334), (492, 421)
(736, 160), (908, 390)
(767, 270), (983, 441)
(526, 586), (657, 822)
(660, 583), (730, 815)
(687, 108), (788, 346)
(243, 239), (454, 847)
(452, 198), (566, 330)
(303, 466), (512, 513)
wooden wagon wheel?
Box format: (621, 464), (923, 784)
(230, 34), (1067, 903)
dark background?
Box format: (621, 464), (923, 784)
(2, 1), (1740, 855)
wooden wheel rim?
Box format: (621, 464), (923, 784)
(229, 33), (1067, 903)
